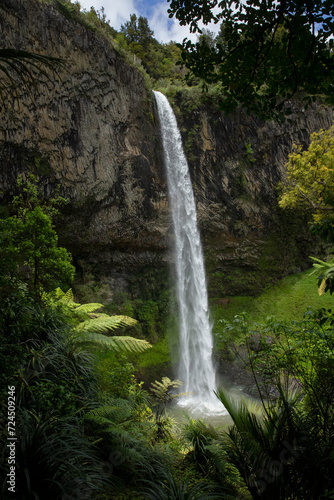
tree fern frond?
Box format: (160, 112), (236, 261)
(75, 332), (151, 353)
(309, 256), (333, 268)
(85, 415), (113, 426)
(74, 303), (105, 314)
(53, 287), (80, 307)
(150, 377), (183, 400)
(74, 315), (137, 335)
(85, 402), (133, 424)
(63, 288), (74, 302)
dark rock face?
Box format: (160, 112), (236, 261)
(0, 0), (169, 288)
(0, 0), (333, 297)
(170, 92), (333, 295)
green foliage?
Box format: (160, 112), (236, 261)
(0, 290), (112, 498)
(97, 353), (141, 398)
(136, 299), (160, 341)
(0, 410), (110, 499)
(49, 287), (152, 353)
(244, 140), (255, 164)
(0, 291), (69, 396)
(150, 377), (184, 441)
(141, 468), (225, 500)
(217, 308), (334, 498)
(150, 377), (183, 403)
(279, 125), (334, 227)
(182, 419), (243, 496)
(76, 331), (152, 353)
(0, 206), (74, 296)
(183, 419), (220, 467)
(212, 269), (334, 338)
(310, 255), (334, 295)
(118, 13), (184, 83)
(84, 397), (169, 488)
(0, 175), (74, 298)
(137, 335), (172, 368)
(168, 0), (334, 119)
(16, 330), (97, 417)
(120, 13), (154, 49)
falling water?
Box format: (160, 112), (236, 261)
(154, 90), (226, 416)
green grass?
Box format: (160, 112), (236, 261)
(211, 267), (334, 329)
(136, 335), (171, 368)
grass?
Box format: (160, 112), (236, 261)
(136, 336), (171, 369)
(211, 267), (334, 330)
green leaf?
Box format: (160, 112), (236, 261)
(75, 332), (151, 353)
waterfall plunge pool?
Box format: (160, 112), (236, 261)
(168, 373), (260, 429)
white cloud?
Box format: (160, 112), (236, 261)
(77, 0), (221, 43)
(144, 1), (222, 43)
(78, 0), (138, 29)
(148, 2), (195, 43)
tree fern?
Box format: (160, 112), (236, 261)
(46, 288), (151, 354)
(150, 377), (183, 402)
(84, 399), (162, 480)
(85, 401), (133, 425)
(74, 314), (137, 334)
(74, 332), (151, 353)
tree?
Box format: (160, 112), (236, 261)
(52, 287), (151, 354)
(0, 207), (74, 297)
(279, 125), (334, 226)
(120, 14), (155, 51)
(167, 0), (334, 119)
(0, 176), (74, 297)
(217, 311), (334, 498)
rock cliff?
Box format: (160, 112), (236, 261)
(0, 0), (333, 298)
(170, 91), (333, 294)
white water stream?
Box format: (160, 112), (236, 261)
(154, 90), (226, 417)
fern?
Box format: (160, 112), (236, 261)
(309, 256), (334, 295)
(46, 288), (151, 354)
(74, 315), (137, 334)
(150, 377), (183, 402)
(75, 333), (151, 353)
(84, 400), (164, 480)
(74, 303), (104, 314)
(85, 402), (133, 424)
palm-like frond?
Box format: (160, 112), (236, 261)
(216, 388), (306, 499)
(48, 288), (150, 354)
(75, 332), (151, 353)
(309, 256), (334, 295)
(141, 470), (226, 500)
(85, 401), (133, 425)
(84, 400), (163, 480)
(74, 314), (137, 334)
(73, 302), (104, 314)
(150, 377), (183, 402)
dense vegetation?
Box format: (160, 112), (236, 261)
(1, 1), (334, 498)
(168, 0), (334, 119)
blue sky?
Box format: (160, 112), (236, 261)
(77, 0), (221, 43)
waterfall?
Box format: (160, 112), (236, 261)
(154, 90), (226, 415)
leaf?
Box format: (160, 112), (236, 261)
(75, 332), (151, 353)
(74, 315), (137, 334)
(150, 377), (183, 400)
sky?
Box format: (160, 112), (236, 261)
(77, 0), (221, 43)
